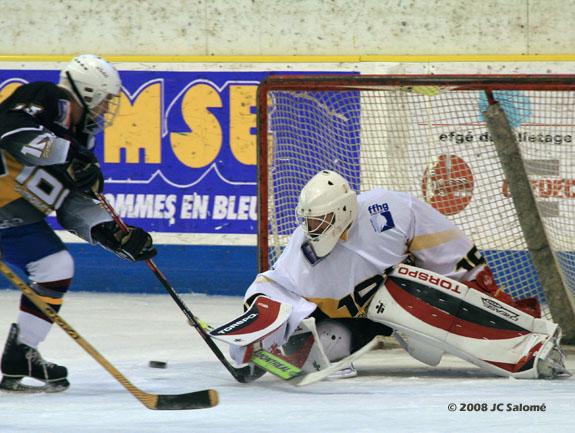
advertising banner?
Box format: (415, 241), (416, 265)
(0, 67), (351, 293)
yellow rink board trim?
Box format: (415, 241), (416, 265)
(2, 54), (575, 63)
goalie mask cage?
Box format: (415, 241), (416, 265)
(256, 74), (575, 342)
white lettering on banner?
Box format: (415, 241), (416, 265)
(237, 195), (251, 220)
(104, 193), (257, 224)
(181, 194), (209, 219)
(213, 195), (228, 220)
(228, 196), (238, 219)
(110, 193), (178, 225)
(212, 195), (257, 221)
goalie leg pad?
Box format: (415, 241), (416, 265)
(393, 332), (444, 367)
(231, 316), (331, 374)
(316, 319), (353, 362)
(367, 264), (565, 379)
(281, 317), (330, 373)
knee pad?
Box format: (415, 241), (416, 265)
(20, 250), (74, 322)
(317, 319), (352, 362)
(26, 249), (74, 282)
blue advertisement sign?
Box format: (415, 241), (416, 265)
(0, 68), (352, 293)
(99, 71), (266, 234)
(0, 70), (270, 235)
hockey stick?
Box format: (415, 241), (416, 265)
(0, 260), (218, 410)
(95, 193), (257, 383)
(289, 335), (385, 386)
(249, 334), (385, 386)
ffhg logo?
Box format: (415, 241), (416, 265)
(368, 202), (395, 233)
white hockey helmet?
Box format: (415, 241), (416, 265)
(59, 54), (121, 133)
(296, 170), (357, 260)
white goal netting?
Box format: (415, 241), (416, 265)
(258, 76), (575, 322)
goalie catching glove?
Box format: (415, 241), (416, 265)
(91, 221), (157, 262)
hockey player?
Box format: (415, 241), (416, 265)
(224, 170), (568, 380)
(0, 54), (156, 392)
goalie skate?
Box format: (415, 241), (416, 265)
(327, 364), (358, 380)
(0, 324), (69, 393)
(535, 329), (571, 379)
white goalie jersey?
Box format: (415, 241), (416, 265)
(235, 186), (567, 379)
(245, 188), (486, 334)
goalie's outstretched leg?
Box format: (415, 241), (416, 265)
(529, 327), (570, 379)
(367, 264), (571, 380)
(0, 323), (69, 393)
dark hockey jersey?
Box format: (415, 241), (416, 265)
(0, 82), (111, 240)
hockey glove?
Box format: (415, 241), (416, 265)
(92, 221), (157, 262)
(67, 147), (104, 196)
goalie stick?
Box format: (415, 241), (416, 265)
(0, 260), (218, 410)
(289, 335), (385, 386)
(248, 335), (385, 386)
(96, 193), (259, 384)
(97, 195), (370, 385)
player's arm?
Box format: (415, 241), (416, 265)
(43, 142), (105, 198)
(56, 192), (156, 262)
(407, 195), (497, 289)
(406, 194), (486, 281)
(0, 112), (70, 166)
(91, 221), (157, 262)
(0, 87), (103, 195)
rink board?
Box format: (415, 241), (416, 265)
(1, 59), (575, 294)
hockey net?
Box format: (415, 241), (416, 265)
(256, 75), (575, 338)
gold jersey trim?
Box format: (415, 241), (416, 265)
(0, 151), (23, 208)
(408, 228), (462, 252)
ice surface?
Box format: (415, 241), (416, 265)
(0, 290), (573, 433)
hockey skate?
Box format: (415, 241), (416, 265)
(0, 323), (69, 393)
(327, 363), (358, 380)
(535, 328), (571, 379)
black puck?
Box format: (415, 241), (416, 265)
(148, 360), (167, 369)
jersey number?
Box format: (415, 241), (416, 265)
(16, 166), (70, 213)
(456, 245), (486, 271)
(337, 274), (385, 317)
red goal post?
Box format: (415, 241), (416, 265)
(256, 74), (575, 341)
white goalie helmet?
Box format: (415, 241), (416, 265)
(296, 170), (357, 260)
(59, 54), (121, 133)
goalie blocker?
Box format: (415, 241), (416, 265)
(367, 264), (569, 379)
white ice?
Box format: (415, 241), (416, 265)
(0, 290), (573, 433)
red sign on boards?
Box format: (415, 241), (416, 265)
(421, 154), (474, 216)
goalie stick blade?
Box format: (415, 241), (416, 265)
(251, 336), (385, 387)
(290, 336), (385, 387)
(151, 389), (219, 410)
(232, 365), (266, 383)
(251, 349), (302, 380)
